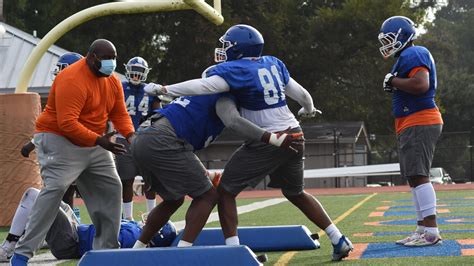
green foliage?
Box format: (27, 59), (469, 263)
(3, 0), (472, 178)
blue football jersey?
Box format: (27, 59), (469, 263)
(122, 81), (160, 129)
(157, 94), (229, 150)
(390, 46), (437, 117)
(207, 56), (290, 111)
(77, 220), (142, 256)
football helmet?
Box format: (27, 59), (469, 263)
(378, 16), (417, 58)
(149, 221), (177, 247)
(215, 24), (264, 62)
(51, 52), (83, 79)
(125, 56), (151, 85)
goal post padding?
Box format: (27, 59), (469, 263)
(0, 93), (42, 226)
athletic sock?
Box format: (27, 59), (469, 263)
(123, 201), (134, 220)
(10, 188), (39, 236)
(414, 183), (437, 218)
(146, 199), (156, 213)
(133, 240), (147, 248)
(411, 188), (424, 222)
(225, 236), (240, 245)
(325, 224), (343, 245)
(177, 240), (193, 247)
(415, 225), (425, 234)
(425, 227), (440, 236)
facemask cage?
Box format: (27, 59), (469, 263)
(214, 37), (234, 63)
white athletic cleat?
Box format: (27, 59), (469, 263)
(395, 232), (422, 245)
(0, 240), (14, 262)
(332, 235), (353, 261)
(404, 233), (442, 247)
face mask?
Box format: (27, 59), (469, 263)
(98, 59), (116, 76)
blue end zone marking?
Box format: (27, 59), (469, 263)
(461, 244), (474, 249)
(373, 229), (474, 236)
(388, 203), (474, 209)
(361, 240), (461, 258)
(383, 211), (417, 216)
(381, 216), (474, 225)
(394, 198), (474, 203)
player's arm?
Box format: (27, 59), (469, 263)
(151, 98), (161, 109)
(144, 76), (230, 97)
(389, 67), (429, 95)
(216, 96), (302, 152)
(284, 78), (322, 118)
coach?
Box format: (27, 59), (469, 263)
(12, 39), (134, 264)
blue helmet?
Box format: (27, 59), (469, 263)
(51, 52), (83, 79)
(149, 221), (177, 247)
(124, 56), (151, 85)
(378, 16), (417, 58)
(214, 24), (264, 62)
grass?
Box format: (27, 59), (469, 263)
(2, 190), (474, 265)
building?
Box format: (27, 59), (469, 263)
(196, 121), (372, 189)
(0, 21), (124, 99)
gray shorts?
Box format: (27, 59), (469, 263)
(115, 138), (139, 181)
(46, 202), (80, 259)
(398, 124), (442, 178)
(131, 116), (212, 201)
(221, 128), (305, 196)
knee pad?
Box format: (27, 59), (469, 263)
(21, 187), (40, 209)
(414, 183), (437, 218)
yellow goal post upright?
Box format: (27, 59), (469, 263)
(0, 0), (223, 226)
(15, 0), (223, 93)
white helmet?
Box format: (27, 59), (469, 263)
(124, 56), (151, 85)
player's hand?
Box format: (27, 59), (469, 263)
(144, 83), (167, 96)
(126, 132), (136, 144)
(95, 131), (126, 154)
(262, 127), (304, 153)
(383, 73), (396, 93)
(207, 170), (222, 188)
(20, 141), (35, 158)
(297, 107), (322, 118)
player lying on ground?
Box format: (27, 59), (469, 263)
(144, 24), (352, 261)
(0, 188), (176, 262)
(132, 68), (302, 248)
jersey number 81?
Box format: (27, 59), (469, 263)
(258, 65), (286, 105)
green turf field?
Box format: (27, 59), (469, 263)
(2, 190), (474, 265)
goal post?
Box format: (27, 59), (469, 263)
(14, 0), (223, 93)
(0, 0), (223, 226)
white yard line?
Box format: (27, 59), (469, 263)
(10, 197), (287, 266)
(174, 198), (288, 230)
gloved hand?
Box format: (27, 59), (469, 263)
(383, 73), (397, 93)
(261, 127), (304, 153)
(20, 141), (35, 158)
(297, 107), (322, 118)
(95, 131), (126, 154)
(144, 83), (167, 96)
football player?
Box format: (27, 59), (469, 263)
(144, 24), (353, 261)
(379, 16), (443, 246)
(131, 66), (302, 248)
(0, 188), (176, 262)
(118, 56), (161, 220)
(20, 52), (84, 209)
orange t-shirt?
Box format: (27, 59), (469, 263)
(394, 67), (443, 134)
(36, 58), (134, 147)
